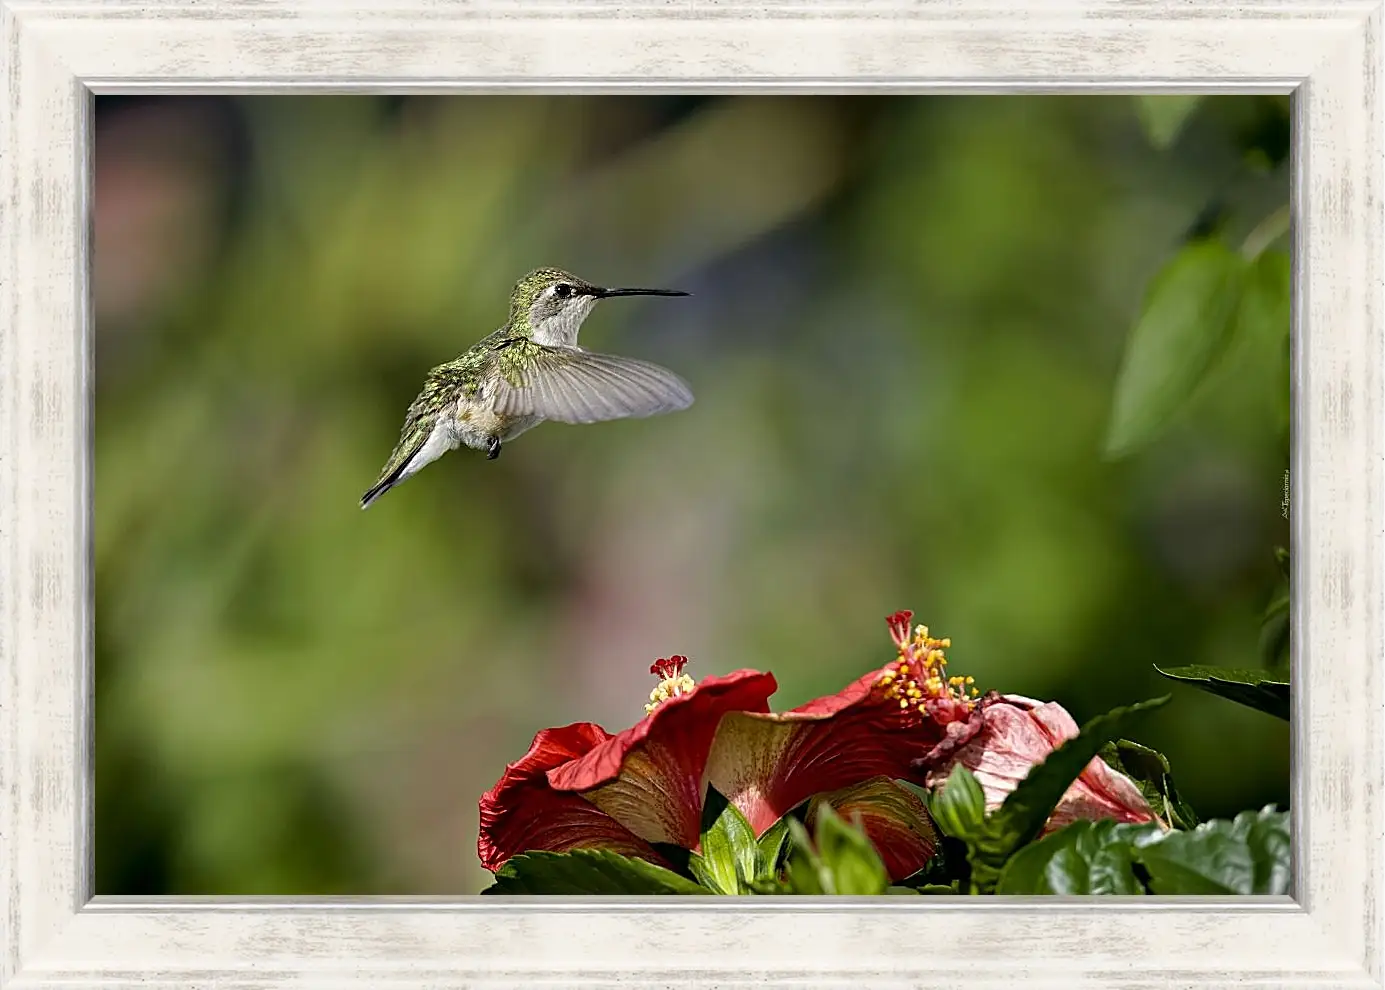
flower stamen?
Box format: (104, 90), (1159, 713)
(874, 612), (977, 725)
(886, 610), (914, 648)
(645, 655), (696, 715)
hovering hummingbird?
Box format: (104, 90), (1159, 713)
(361, 267), (694, 508)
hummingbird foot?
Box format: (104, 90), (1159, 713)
(486, 436), (502, 460)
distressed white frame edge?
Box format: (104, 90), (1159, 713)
(1, 2), (1379, 987)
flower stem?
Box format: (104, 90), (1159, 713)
(1241, 204), (1290, 259)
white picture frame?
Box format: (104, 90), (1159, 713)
(2, 1), (1380, 986)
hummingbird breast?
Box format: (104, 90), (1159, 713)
(451, 392), (543, 450)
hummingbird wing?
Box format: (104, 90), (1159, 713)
(490, 345), (694, 425)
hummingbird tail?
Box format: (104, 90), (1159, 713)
(360, 478), (393, 509)
(360, 469), (408, 509)
(361, 418), (440, 509)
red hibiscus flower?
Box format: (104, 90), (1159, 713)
(478, 613), (986, 882)
(923, 692), (1163, 833)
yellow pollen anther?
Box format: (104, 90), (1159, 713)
(644, 673), (695, 715)
(878, 617), (979, 718)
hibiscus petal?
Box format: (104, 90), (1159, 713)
(955, 700), (1065, 808)
(927, 696), (1158, 835)
(477, 722), (665, 871)
(1006, 694), (1079, 746)
(705, 672), (969, 837)
(783, 668), (879, 716)
(993, 695), (1155, 827)
(546, 670), (777, 848)
(808, 776), (939, 881)
(1054, 762), (1158, 833)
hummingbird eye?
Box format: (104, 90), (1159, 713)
(553, 283), (573, 299)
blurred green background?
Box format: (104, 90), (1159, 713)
(95, 94), (1290, 895)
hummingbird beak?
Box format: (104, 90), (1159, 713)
(591, 286), (690, 298)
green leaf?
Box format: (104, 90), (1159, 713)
(1105, 239), (1247, 458)
(1237, 250), (1291, 354)
(1154, 665), (1289, 721)
(996, 819), (1163, 894)
(1135, 806), (1291, 894)
(696, 785), (760, 894)
(1099, 738), (1199, 829)
(686, 852), (723, 893)
(813, 805), (891, 895)
(929, 763), (986, 841)
(746, 875), (793, 894)
(1134, 95), (1206, 149)
(775, 807), (890, 895)
(482, 848), (709, 895)
(756, 815), (792, 878)
(808, 776), (940, 881)
(783, 818), (828, 894)
(1274, 546), (1290, 580)
(1245, 250), (1291, 314)
(1236, 247), (1293, 433)
(968, 695), (1170, 891)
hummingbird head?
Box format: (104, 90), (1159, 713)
(509, 267), (689, 347)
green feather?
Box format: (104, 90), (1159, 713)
(364, 358), (478, 496)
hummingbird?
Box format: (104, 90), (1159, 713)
(361, 267), (694, 508)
